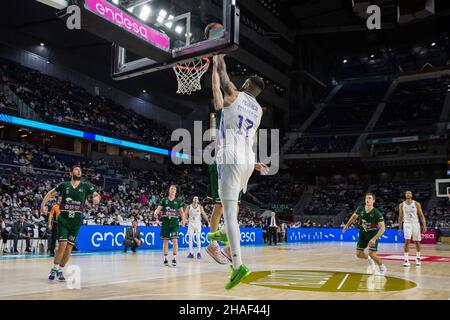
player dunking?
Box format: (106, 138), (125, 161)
(154, 185), (186, 267)
(41, 165), (100, 281)
(398, 191), (427, 267)
(206, 56), (268, 266)
(342, 193), (388, 275)
(206, 54), (235, 265)
(208, 54), (266, 289)
(186, 196), (210, 259)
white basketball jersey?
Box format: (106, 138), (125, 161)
(216, 92), (263, 164)
(188, 205), (202, 224)
(403, 200), (419, 224)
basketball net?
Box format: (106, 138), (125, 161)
(173, 57), (210, 95)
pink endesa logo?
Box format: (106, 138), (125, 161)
(85, 0), (170, 50)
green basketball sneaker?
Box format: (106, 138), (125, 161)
(207, 230), (229, 244)
(225, 264), (251, 290)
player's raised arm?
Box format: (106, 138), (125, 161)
(398, 203), (404, 235)
(212, 56), (224, 111)
(40, 189), (58, 216)
(216, 54), (239, 106)
(200, 206), (210, 226)
(416, 202), (427, 232)
(342, 212), (358, 233)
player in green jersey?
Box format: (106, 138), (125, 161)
(154, 185), (186, 267)
(41, 165), (100, 281)
(342, 193), (387, 275)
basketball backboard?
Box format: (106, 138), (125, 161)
(435, 179), (450, 200)
(52, 0), (238, 80)
(105, 0), (240, 80)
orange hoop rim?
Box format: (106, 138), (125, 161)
(174, 57), (210, 71)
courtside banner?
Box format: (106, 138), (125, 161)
(76, 226), (263, 251)
(286, 228), (436, 244)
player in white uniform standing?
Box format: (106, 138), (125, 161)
(398, 191), (427, 267)
(186, 196), (210, 259)
(210, 54), (266, 290)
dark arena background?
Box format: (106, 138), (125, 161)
(0, 0), (449, 305)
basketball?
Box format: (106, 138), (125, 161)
(204, 22), (223, 39)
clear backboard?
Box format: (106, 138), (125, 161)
(435, 179), (450, 201)
(40, 0), (238, 93)
(105, 0), (240, 80)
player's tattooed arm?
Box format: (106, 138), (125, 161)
(200, 206), (210, 226)
(212, 55), (224, 111)
(216, 54), (239, 106)
(179, 207), (187, 226)
(398, 203), (403, 235)
(40, 188), (58, 216)
(416, 202), (427, 232)
(154, 205), (163, 219)
(342, 212), (358, 233)
(369, 221), (386, 248)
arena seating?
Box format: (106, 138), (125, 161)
(0, 141), (263, 236)
(0, 59), (172, 148)
(0, 90), (18, 116)
(251, 178), (306, 210)
(375, 77), (449, 130)
(308, 80), (390, 133)
(427, 199), (450, 229)
(304, 184), (366, 216)
(287, 135), (358, 154)
(369, 182), (434, 228)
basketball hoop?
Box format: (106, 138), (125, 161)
(173, 57), (210, 95)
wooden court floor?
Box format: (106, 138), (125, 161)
(0, 242), (449, 300)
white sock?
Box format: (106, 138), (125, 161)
(219, 225), (227, 234)
(196, 232), (201, 254)
(188, 234), (194, 254)
(404, 252), (409, 261)
(53, 264), (59, 270)
(222, 200), (242, 269)
(173, 254), (177, 260)
(416, 252), (420, 259)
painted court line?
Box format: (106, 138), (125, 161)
(337, 273), (350, 290)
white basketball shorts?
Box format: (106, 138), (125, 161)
(403, 222), (421, 242)
(188, 222), (202, 234)
(217, 162), (254, 201)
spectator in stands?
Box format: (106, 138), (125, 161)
(10, 215), (31, 253)
(266, 212), (280, 245)
(262, 223), (268, 243)
(279, 222), (287, 242)
(1, 216), (8, 253)
(124, 220), (142, 253)
(47, 203), (60, 256)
